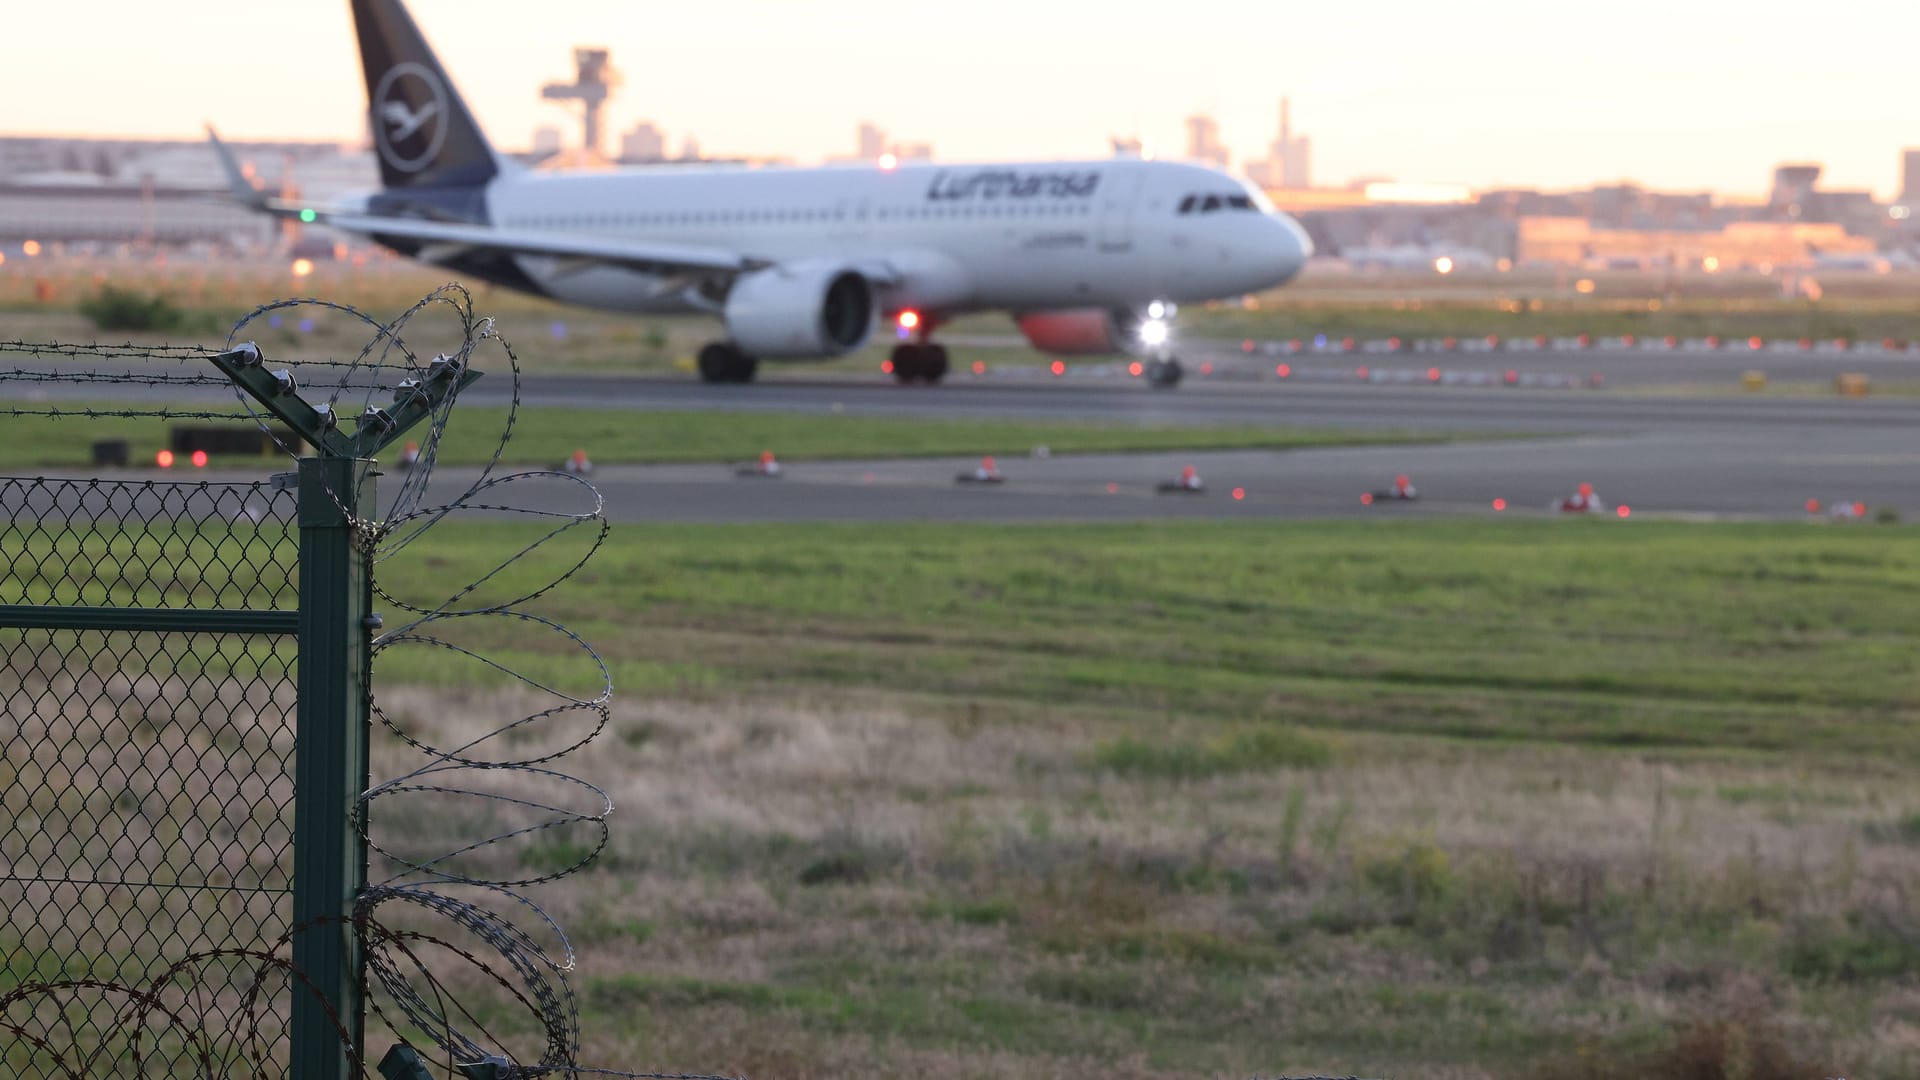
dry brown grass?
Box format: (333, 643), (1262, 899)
(350, 687), (1920, 1078)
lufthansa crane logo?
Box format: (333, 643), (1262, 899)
(371, 62), (449, 174)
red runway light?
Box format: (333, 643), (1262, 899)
(1748, 336), (1763, 350)
(1387, 337), (1402, 350)
(1360, 492), (1374, 505)
(1853, 501), (1867, 517)
(1231, 487), (1246, 501)
(190, 450), (208, 468)
(1241, 339), (1255, 353)
(1356, 365), (1370, 380)
(1492, 498), (1507, 511)
(1200, 362), (1213, 375)
(1805, 499), (1821, 514)
(1426, 366), (1441, 381)
(155, 450), (174, 468)
(1128, 361), (1143, 377)
(880, 359), (894, 374)
(1050, 360), (1065, 376)
(972, 360), (985, 374)
(1504, 369), (1519, 384)
(1341, 337), (1356, 351)
(1616, 505), (1631, 518)
(1106, 482), (1118, 494)
(1276, 363), (1292, 378)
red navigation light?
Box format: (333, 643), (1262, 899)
(155, 450), (174, 468)
(190, 449), (208, 468)
(897, 310), (920, 331)
(1050, 360), (1065, 376)
(1492, 498), (1507, 511)
(1231, 487), (1246, 501)
(1276, 363), (1292, 378)
(1616, 505), (1631, 518)
(1128, 361), (1143, 377)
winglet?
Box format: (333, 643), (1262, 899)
(206, 125), (266, 209)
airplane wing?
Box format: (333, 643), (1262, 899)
(207, 127), (762, 279)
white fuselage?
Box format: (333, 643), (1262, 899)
(456, 158), (1311, 319)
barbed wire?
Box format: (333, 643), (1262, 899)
(0, 289), (735, 1079)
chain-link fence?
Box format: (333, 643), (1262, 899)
(0, 478), (301, 1076)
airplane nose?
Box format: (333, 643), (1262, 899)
(1265, 213), (1312, 286)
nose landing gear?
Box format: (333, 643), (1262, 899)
(1144, 357), (1184, 389)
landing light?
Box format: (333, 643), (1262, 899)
(1147, 301), (1166, 319)
(897, 310), (920, 330)
(1139, 319), (1169, 347)
(1434, 256), (1454, 275)
(291, 258), (315, 278)
(878, 153), (898, 171)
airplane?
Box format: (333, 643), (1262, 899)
(212, 0), (1312, 389)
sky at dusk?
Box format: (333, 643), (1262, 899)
(10, 0), (1919, 197)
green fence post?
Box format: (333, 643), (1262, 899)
(292, 455), (374, 1080)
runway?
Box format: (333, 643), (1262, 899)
(7, 348), (1919, 524)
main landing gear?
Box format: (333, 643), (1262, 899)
(1144, 357), (1184, 389)
(890, 342), (950, 384)
(698, 342), (759, 384)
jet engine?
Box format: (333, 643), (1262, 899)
(1015, 308), (1152, 356)
(724, 261), (874, 357)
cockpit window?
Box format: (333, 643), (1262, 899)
(1177, 192), (1261, 214)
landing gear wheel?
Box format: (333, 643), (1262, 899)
(1145, 357), (1184, 389)
(891, 343), (948, 384)
(698, 343), (759, 384)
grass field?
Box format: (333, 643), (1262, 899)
(7, 259), (1920, 379)
(345, 519), (1920, 1079)
(0, 403), (1456, 471)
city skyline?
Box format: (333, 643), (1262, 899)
(9, 0), (1919, 197)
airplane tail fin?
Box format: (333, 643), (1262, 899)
(350, 0), (502, 191)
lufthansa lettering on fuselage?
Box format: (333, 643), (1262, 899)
(926, 170), (1101, 202)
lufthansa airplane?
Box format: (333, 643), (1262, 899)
(213, 0), (1312, 387)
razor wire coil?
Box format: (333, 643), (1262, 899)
(1, 288), (734, 1078)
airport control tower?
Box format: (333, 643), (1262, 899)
(542, 48), (620, 159)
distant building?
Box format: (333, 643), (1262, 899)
(856, 122), (887, 162)
(679, 135), (702, 161)
(532, 126), (564, 156)
(619, 121), (668, 163)
(0, 135), (374, 252)
(1902, 149), (1920, 205)
(1516, 217), (1874, 269)
(1246, 98), (1311, 188)
(1769, 163), (1821, 219)
(1185, 114), (1229, 169)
